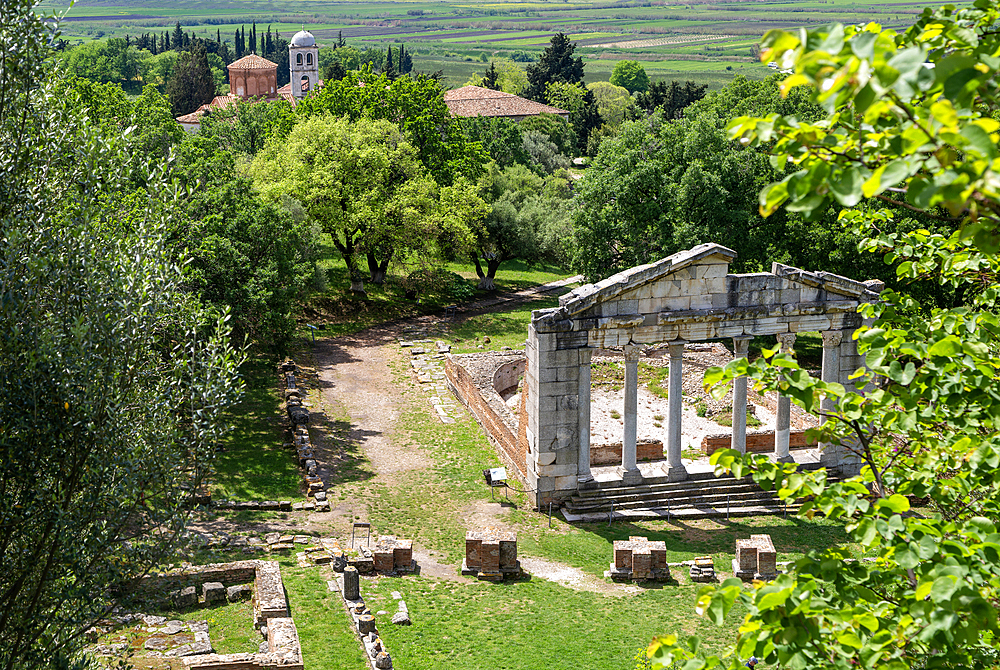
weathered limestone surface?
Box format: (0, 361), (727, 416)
(253, 561), (288, 625)
(523, 243), (881, 508)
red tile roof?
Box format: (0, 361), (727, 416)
(443, 85), (568, 119)
(228, 53), (278, 71)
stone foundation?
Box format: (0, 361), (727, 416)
(462, 528), (520, 581)
(608, 536), (670, 582)
(733, 534), (777, 581)
(701, 430), (818, 455)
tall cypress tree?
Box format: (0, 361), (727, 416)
(250, 21), (257, 54)
(265, 25), (273, 56)
(172, 21), (184, 51)
(167, 42), (216, 115)
(241, 26), (246, 56)
(385, 45), (393, 72)
(163, 31), (169, 52)
(217, 29), (221, 46)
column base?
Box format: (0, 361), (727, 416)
(662, 463), (688, 481)
(577, 476), (598, 490)
(617, 466), (643, 485)
(775, 455), (795, 464)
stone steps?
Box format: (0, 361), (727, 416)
(561, 469), (836, 521)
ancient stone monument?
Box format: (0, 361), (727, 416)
(462, 528), (520, 581)
(523, 243), (882, 508)
(733, 534), (777, 581)
(609, 536), (670, 582)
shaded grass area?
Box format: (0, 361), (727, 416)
(592, 360), (669, 397)
(211, 355), (301, 501)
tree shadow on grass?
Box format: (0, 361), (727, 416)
(577, 516), (850, 560)
(312, 414), (378, 488)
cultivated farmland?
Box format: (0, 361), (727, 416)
(38, 0), (949, 88)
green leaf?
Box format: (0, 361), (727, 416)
(928, 336), (963, 357)
(829, 167), (865, 206)
(930, 575), (958, 603)
(960, 123), (998, 160)
(876, 494), (910, 514)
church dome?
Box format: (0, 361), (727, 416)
(291, 30), (315, 47)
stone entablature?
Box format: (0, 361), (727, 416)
(524, 243), (882, 509)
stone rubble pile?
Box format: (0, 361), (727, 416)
(332, 567), (395, 670)
(689, 556), (717, 583)
(282, 359), (331, 505)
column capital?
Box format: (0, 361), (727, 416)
(732, 336), (752, 357)
(822, 330), (845, 348)
(623, 343), (641, 362)
(776, 332), (797, 351)
(667, 340), (686, 358)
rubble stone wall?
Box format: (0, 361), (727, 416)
(701, 431), (818, 455)
(139, 561), (258, 594)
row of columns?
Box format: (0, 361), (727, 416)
(576, 330), (850, 485)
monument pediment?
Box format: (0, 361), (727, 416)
(536, 244), (882, 346)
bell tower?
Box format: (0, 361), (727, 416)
(289, 30), (319, 100)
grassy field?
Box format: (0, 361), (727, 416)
(39, 0), (946, 89)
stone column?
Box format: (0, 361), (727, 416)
(774, 333), (796, 463)
(731, 337), (752, 454)
(819, 330), (845, 468)
(577, 348), (595, 486)
(664, 341), (688, 481)
(343, 566), (360, 601)
(618, 344), (642, 485)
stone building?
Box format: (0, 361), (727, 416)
(519, 243), (882, 509)
(176, 30), (322, 132)
(444, 86), (570, 122)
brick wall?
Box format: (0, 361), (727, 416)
(701, 431), (817, 455)
(445, 357), (527, 481)
(591, 440), (664, 465)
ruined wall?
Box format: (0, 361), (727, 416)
(701, 431), (818, 455)
(138, 561), (258, 594)
(591, 440), (664, 465)
(445, 354), (527, 482)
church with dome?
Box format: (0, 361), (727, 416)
(176, 30), (323, 132)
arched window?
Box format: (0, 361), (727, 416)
(296, 53), (302, 65)
(301, 75), (310, 92)
(306, 53), (313, 66)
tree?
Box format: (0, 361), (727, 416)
(467, 58), (528, 95)
(199, 97), (294, 156)
(650, 6), (1000, 670)
(166, 43), (215, 116)
(634, 79), (707, 118)
(587, 80), (635, 126)
(249, 115), (485, 294)
(610, 59), (649, 93)
(295, 68), (488, 185)
(524, 32), (585, 102)
(519, 112), (576, 157)
(458, 116), (533, 169)
(172, 21), (184, 51)
(0, 4), (242, 668)
(170, 137), (317, 351)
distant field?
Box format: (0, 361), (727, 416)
(38, 0), (950, 88)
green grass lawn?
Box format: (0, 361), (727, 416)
(210, 355), (301, 501)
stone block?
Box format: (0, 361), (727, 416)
(537, 462), (578, 477)
(226, 584), (252, 602)
(202, 582), (225, 604)
(374, 550), (394, 573)
(614, 540), (632, 569)
(631, 548), (651, 580)
(536, 380), (580, 397)
(735, 539), (758, 573)
(481, 540), (501, 571)
(465, 534), (481, 569)
(535, 451), (556, 466)
(554, 474), (580, 491)
(689, 293), (714, 310)
(556, 365), (580, 382)
(172, 586), (197, 609)
(788, 315), (832, 332)
(393, 541), (412, 570)
(744, 318), (788, 336)
(697, 263), (729, 279)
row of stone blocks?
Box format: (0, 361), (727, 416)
(170, 582), (251, 609)
(340, 567), (394, 669)
(461, 528), (521, 581)
(282, 359), (328, 502)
